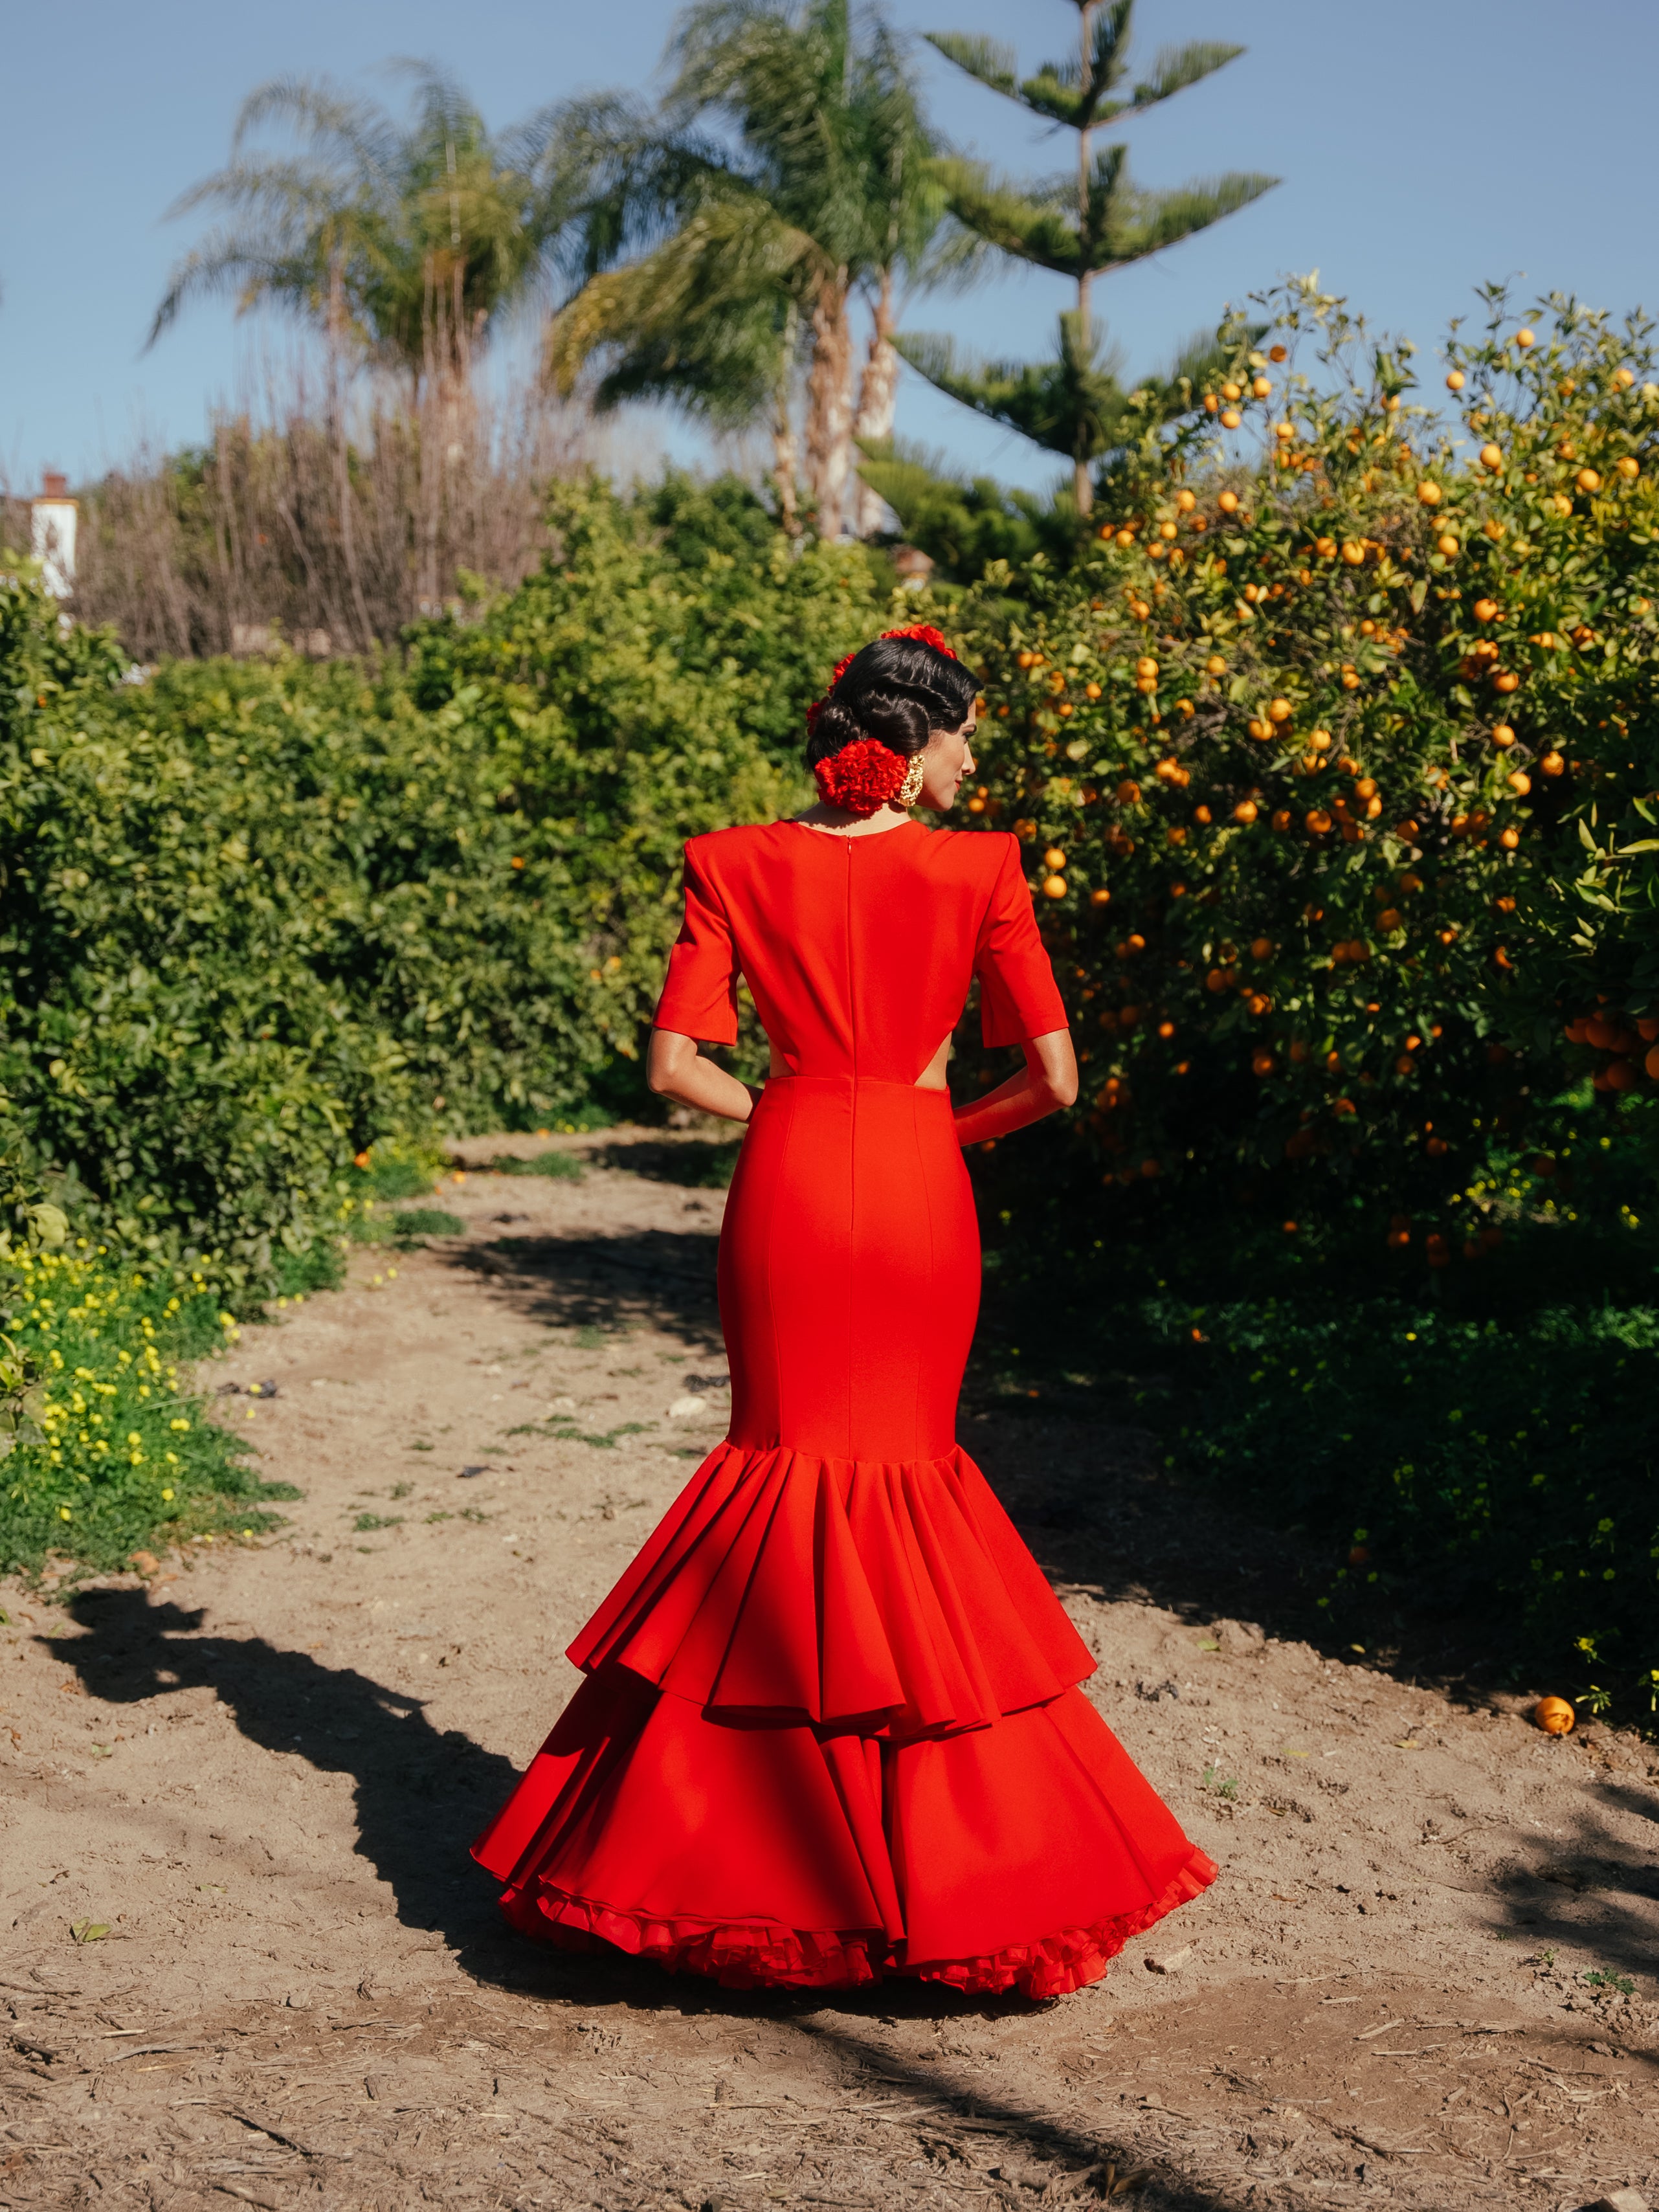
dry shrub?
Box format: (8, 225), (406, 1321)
(59, 361), (594, 661)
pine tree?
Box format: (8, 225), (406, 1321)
(900, 0), (1276, 515)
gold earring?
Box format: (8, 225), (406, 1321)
(898, 754), (926, 807)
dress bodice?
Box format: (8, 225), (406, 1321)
(653, 821), (1065, 1078)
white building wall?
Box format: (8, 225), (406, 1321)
(30, 497), (78, 598)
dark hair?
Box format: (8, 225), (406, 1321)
(805, 634), (978, 769)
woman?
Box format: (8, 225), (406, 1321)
(473, 627), (1216, 1997)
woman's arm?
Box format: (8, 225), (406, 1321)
(952, 1029), (1078, 1148)
(647, 1029), (759, 1124)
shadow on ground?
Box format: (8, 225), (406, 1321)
(448, 1227), (724, 1351)
(39, 1589), (1249, 2209)
(44, 1587), (524, 1982)
(586, 1139), (740, 1188)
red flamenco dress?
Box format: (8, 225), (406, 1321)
(473, 822), (1217, 1996)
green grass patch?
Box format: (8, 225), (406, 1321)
(0, 1246), (287, 1581)
(391, 1208), (466, 1241)
(482, 1151), (585, 1182)
(503, 1414), (656, 1449)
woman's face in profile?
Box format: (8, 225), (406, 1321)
(919, 711), (977, 811)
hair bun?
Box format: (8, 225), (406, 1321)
(803, 630), (978, 777)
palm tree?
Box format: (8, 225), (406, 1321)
(902, 0), (1277, 513)
(150, 62), (572, 403)
(544, 1), (944, 537)
(846, 26), (954, 535)
(542, 98), (812, 528)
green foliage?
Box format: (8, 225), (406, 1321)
(1432, 291), (1659, 1027)
(949, 284), (1659, 1252)
(924, 148), (1275, 288)
(942, 279), (1659, 1722)
(0, 1243), (274, 1580)
(891, 313), (1234, 486)
(1, 475), (885, 1294)
(548, 0), (948, 522)
(389, 1208), (466, 1240)
(1583, 1969), (1637, 1997)
(855, 444), (1069, 577)
(347, 1138), (450, 1209)
(1152, 1268), (1658, 1684)
(979, 1164), (1658, 1720)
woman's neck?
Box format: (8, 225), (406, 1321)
(790, 803), (919, 839)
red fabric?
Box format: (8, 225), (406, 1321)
(654, 839), (740, 1047)
(568, 1439), (1093, 1739)
(654, 824), (1066, 1063)
(476, 1672), (1216, 1998)
(475, 820), (1217, 1997)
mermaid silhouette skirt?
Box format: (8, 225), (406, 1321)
(473, 1077), (1216, 1995)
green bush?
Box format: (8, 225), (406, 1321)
(1, 476), (893, 1291)
(481, 1151), (585, 1180)
(0, 1242), (280, 1580)
(978, 1176), (1658, 1715)
(1163, 1277), (1658, 1695)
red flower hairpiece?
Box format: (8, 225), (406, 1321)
(805, 625), (958, 729)
(813, 737), (908, 816)
(880, 623), (956, 660)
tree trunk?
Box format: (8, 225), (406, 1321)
(805, 271), (854, 540)
(1074, 0), (1097, 519)
(773, 304), (801, 535)
(418, 252), (481, 612)
(1074, 267), (1095, 520)
(773, 405), (800, 536)
(852, 269), (900, 539)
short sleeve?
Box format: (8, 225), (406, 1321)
(974, 836), (1069, 1047)
(653, 840), (740, 1045)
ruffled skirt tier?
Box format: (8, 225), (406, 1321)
(474, 1440), (1216, 1996)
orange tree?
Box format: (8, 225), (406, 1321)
(947, 280), (1659, 1265)
(933, 284), (1659, 1720)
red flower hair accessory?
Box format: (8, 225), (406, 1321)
(805, 625), (959, 728)
(880, 623), (956, 660)
(813, 738), (908, 815)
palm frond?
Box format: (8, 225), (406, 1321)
(545, 198), (817, 397)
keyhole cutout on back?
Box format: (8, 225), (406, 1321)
(915, 1034), (953, 1090)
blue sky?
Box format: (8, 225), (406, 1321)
(5, 0), (1659, 498)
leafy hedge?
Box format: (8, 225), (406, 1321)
(5, 381), (1656, 1698)
(1, 474), (885, 1289)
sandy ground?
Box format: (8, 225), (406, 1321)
(2, 1128), (1656, 2212)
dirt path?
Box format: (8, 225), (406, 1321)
(2, 1132), (1656, 2212)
